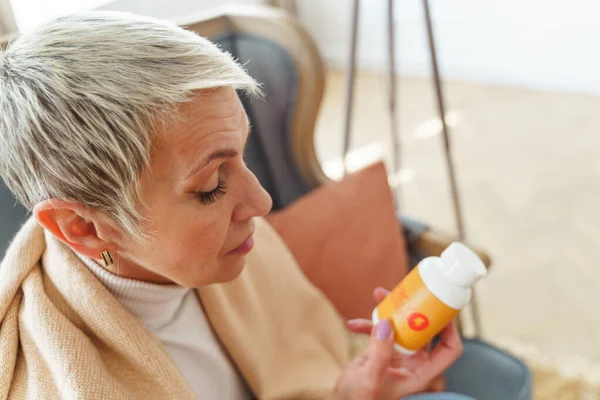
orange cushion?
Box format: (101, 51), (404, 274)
(265, 162), (409, 320)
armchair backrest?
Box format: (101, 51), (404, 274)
(0, 182), (28, 257)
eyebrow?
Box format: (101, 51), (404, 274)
(184, 148), (238, 180)
(183, 124), (251, 180)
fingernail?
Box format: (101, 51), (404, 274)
(347, 319), (360, 326)
(376, 319), (392, 340)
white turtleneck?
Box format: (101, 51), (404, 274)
(77, 254), (252, 400)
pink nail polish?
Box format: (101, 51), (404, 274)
(376, 319), (391, 340)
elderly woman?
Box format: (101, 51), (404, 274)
(0, 12), (470, 400)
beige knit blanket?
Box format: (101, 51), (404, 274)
(0, 217), (349, 399)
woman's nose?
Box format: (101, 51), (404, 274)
(231, 168), (273, 222)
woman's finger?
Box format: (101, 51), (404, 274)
(387, 366), (413, 380)
(364, 319), (396, 383)
(346, 319), (373, 335)
(397, 349), (430, 370)
(434, 321), (463, 357)
(373, 287), (390, 303)
(429, 375), (447, 392)
(414, 321), (463, 381)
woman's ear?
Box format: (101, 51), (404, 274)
(33, 199), (117, 260)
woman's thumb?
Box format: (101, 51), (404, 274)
(365, 319), (395, 381)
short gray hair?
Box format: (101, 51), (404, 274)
(0, 11), (258, 237)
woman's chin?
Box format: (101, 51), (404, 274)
(178, 256), (248, 288)
(213, 255), (247, 283)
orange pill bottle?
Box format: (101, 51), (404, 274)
(372, 243), (486, 354)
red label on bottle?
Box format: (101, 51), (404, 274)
(407, 312), (430, 331)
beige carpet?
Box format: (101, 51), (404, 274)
(497, 337), (600, 400)
(532, 364), (600, 400)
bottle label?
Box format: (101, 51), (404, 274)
(376, 267), (459, 351)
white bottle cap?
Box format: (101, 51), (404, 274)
(440, 242), (487, 286)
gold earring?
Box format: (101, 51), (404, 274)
(100, 250), (114, 267)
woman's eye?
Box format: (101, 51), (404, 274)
(195, 180), (227, 205)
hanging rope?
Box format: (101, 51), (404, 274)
(387, 0), (402, 209)
(422, 0), (482, 337)
(342, 0), (360, 176)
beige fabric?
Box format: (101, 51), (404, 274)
(0, 217), (350, 399)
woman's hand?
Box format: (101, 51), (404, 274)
(348, 288), (449, 394)
(333, 288), (463, 400)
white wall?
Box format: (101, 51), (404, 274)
(13, 0), (600, 95)
(100, 0), (600, 95)
(12, 0), (267, 32)
(297, 0), (600, 96)
(11, 0), (113, 31)
(98, 0), (266, 22)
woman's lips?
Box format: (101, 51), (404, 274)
(228, 234), (254, 255)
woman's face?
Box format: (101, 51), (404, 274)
(121, 87), (272, 287)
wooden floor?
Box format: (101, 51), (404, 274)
(316, 70), (600, 365)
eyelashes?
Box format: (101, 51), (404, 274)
(195, 180), (227, 205)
